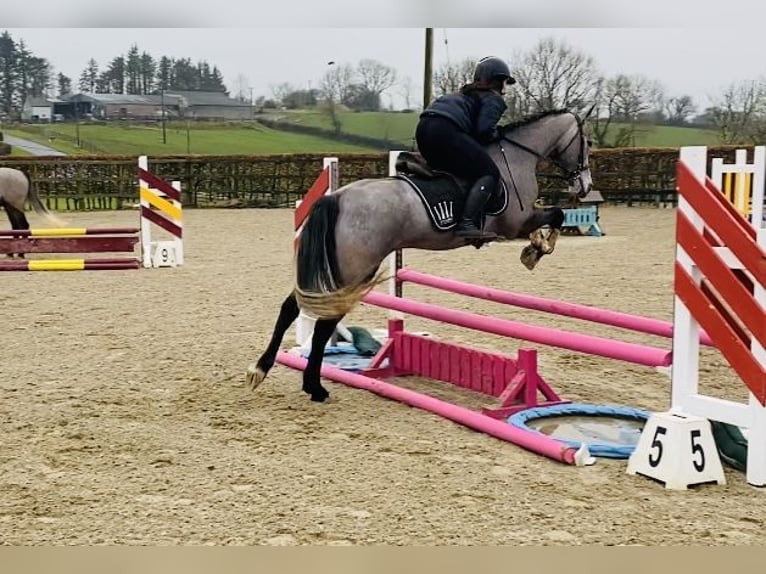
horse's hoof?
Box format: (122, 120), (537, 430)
(246, 362), (267, 391)
(520, 245), (540, 270)
(529, 229), (545, 248)
(308, 387), (330, 402)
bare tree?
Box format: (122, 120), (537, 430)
(398, 74), (415, 110)
(610, 74), (663, 120)
(511, 37), (600, 116)
(589, 74), (665, 147)
(707, 79), (766, 144)
(270, 82), (295, 107)
(356, 58), (396, 98)
(432, 57), (475, 97)
(663, 95), (696, 125)
(750, 112), (766, 144)
(319, 64), (355, 133)
(319, 63), (355, 104)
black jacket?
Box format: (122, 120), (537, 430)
(420, 89), (507, 144)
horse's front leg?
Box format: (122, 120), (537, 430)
(523, 206), (565, 251)
(518, 207), (565, 270)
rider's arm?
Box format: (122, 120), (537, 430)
(472, 92), (508, 144)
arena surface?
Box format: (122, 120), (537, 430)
(1, 206), (764, 546)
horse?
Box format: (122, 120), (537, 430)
(0, 167), (64, 257)
(247, 108), (595, 403)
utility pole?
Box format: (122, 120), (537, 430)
(423, 28), (433, 110)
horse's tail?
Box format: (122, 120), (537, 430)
(294, 194), (385, 319)
(24, 171), (66, 227)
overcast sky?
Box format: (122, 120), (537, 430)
(4, 21), (764, 110)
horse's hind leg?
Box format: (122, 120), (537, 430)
(302, 316), (342, 402)
(246, 291), (301, 391)
(1, 202), (30, 259)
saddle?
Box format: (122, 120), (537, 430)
(394, 151), (448, 180)
(392, 151), (509, 232)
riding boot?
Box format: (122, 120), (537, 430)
(454, 175), (498, 240)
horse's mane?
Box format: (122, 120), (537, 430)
(502, 109), (572, 133)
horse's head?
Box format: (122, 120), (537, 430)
(499, 108), (595, 201)
(547, 108), (594, 200)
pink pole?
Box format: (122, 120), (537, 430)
(398, 268), (715, 347)
(362, 291), (672, 368)
(276, 351), (582, 465)
(0, 228), (139, 236)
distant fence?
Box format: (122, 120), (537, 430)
(10, 124), (110, 154)
(0, 146), (759, 210)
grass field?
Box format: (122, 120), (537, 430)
(9, 146), (31, 156)
(278, 110), (420, 147)
(621, 123), (721, 147)
(1, 109), (722, 158)
(2, 121), (378, 156)
(276, 109), (721, 148)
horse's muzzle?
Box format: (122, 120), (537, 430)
(574, 180), (593, 199)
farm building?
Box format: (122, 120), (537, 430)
(52, 91), (253, 121)
(165, 90), (254, 120)
(65, 93), (184, 120)
(21, 96), (67, 122)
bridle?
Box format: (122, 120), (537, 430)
(499, 111), (591, 196)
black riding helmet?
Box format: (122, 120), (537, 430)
(474, 56), (516, 85)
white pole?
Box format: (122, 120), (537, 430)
(172, 180), (184, 266)
(387, 150), (405, 320)
(746, 146), (766, 486)
(670, 146), (707, 414)
(138, 155), (153, 268)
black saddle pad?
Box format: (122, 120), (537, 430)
(394, 171), (509, 231)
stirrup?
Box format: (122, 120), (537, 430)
(454, 221), (496, 239)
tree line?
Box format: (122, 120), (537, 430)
(0, 31), (51, 117)
(0, 30), (228, 120)
(76, 45), (227, 96)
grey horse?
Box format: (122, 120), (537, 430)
(0, 167), (63, 257)
(247, 109), (595, 402)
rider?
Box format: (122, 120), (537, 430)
(415, 56), (516, 240)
